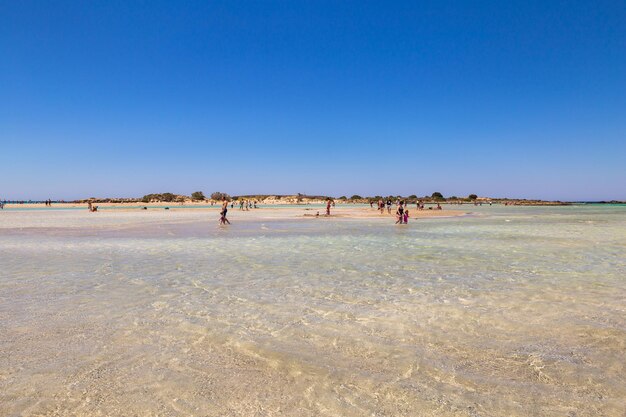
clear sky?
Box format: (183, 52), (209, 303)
(2, 1), (625, 201)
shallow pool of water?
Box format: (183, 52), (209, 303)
(1, 206), (624, 416)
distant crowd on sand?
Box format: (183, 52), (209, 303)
(0, 199), (55, 209)
(371, 198), (442, 213)
(220, 199), (263, 224)
(70, 195), (443, 227)
(219, 199), (260, 224)
(218, 196), (446, 226)
(238, 199), (258, 210)
(370, 198), (442, 224)
(219, 198), (337, 225)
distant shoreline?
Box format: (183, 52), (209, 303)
(4, 194), (622, 207)
(0, 191), (626, 208)
(3, 201), (625, 209)
(0, 203), (467, 220)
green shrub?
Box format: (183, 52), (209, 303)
(211, 192), (230, 201)
(191, 191), (205, 201)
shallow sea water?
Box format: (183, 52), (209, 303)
(1, 205), (625, 416)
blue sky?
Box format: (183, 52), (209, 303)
(2, 0), (625, 201)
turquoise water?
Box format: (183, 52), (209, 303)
(1, 205), (624, 416)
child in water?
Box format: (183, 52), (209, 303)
(403, 210), (409, 224)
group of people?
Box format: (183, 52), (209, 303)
(0, 199), (55, 209)
(373, 198), (442, 213)
(220, 199), (262, 225)
(217, 196), (442, 226)
(372, 199), (412, 223)
(87, 201), (98, 212)
(372, 198), (445, 223)
(239, 200), (257, 210)
(417, 201), (442, 210)
(375, 198), (393, 214)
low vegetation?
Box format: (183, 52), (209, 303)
(141, 193), (180, 203)
(75, 191), (573, 206)
(191, 191), (206, 201)
(210, 192), (231, 201)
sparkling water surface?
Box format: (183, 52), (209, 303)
(1, 205), (624, 416)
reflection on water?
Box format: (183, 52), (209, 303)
(1, 206), (625, 416)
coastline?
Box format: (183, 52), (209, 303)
(0, 202), (466, 219)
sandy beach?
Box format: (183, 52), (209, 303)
(2, 202), (466, 220)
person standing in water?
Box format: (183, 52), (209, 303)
(220, 199), (230, 225)
(326, 199), (331, 216)
(395, 201), (404, 224)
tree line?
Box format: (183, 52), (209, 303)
(140, 191), (480, 203)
